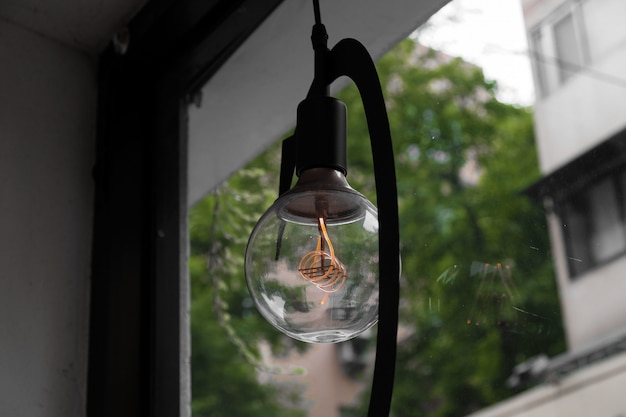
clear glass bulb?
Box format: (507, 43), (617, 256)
(245, 168), (379, 343)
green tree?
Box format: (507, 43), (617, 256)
(189, 37), (565, 417)
(338, 40), (565, 416)
(189, 141), (306, 417)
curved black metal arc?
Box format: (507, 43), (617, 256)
(328, 38), (400, 417)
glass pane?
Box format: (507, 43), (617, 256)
(563, 176), (626, 276)
(187, 0), (626, 416)
(554, 13), (582, 82)
(563, 197), (590, 276)
(589, 177), (626, 262)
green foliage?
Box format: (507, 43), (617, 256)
(336, 40), (565, 416)
(189, 141), (306, 417)
(189, 38), (565, 417)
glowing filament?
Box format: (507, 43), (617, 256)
(298, 217), (347, 297)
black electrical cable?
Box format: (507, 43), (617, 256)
(313, 0), (322, 25)
(309, 0), (329, 97)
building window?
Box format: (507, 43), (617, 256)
(531, 0), (626, 98)
(553, 12), (584, 83)
(561, 167), (626, 278)
(530, 0), (590, 97)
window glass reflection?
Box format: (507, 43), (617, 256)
(563, 169), (626, 277)
(188, 0), (626, 416)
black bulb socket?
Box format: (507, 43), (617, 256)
(295, 96), (347, 176)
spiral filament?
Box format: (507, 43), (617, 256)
(298, 217), (347, 298)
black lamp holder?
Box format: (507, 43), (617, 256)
(278, 4), (401, 416)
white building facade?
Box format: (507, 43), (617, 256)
(468, 0), (626, 415)
(525, 0), (626, 353)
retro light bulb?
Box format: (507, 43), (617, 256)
(245, 167), (379, 343)
(245, 2), (399, 412)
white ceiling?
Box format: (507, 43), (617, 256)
(0, 0), (146, 53)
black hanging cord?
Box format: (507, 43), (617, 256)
(313, 0), (322, 25)
(309, 0), (330, 97)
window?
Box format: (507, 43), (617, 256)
(562, 167), (626, 277)
(530, 0), (590, 97)
(553, 12), (584, 83)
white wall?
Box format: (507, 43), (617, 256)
(533, 47), (626, 173)
(0, 18), (96, 417)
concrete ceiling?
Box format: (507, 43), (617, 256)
(187, 0), (450, 204)
(0, 0), (146, 53)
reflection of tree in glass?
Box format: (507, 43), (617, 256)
(189, 163), (307, 417)
(466, 261), (520, 328)
(190, 34), (568, 417)
(338, 38), (566, 417)
(263, 280), (312, 313)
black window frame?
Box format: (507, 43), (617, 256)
(561, 166), (626, 278)
(87, 1), (284, 416)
